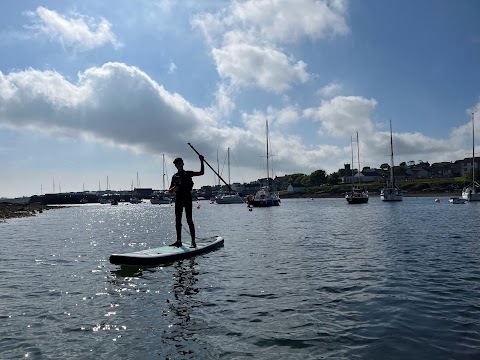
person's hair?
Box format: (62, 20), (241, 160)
(173, 157), (183, 164)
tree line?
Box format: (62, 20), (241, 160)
(273, 163), (478, 191)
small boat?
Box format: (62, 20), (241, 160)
(346, 187), (369, 204)
(111, 199), (118, 205)
(130, 197), (142, 204)
(448, 197), (466, 204)
(215, 194), (244, 204)
(461, 112), (480, 201)
(346, 132), (369, 204)
(98, 196), (110, 204)
(215, 148), (245, 204)
(380, 187), (403, 201)
(247, 187), (281, 207)
(381, 120), (403, 201)
(150, 194), (172, 205)
(248, 120), (281, 208)
(151, 154), (174, 205)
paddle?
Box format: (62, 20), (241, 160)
(187, 142), (246, 203)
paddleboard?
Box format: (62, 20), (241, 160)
(109, 236), (224, 266)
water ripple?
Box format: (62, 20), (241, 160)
(1, 199), (480, 359)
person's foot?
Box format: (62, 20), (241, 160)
(190, 242), (197, 248)
(169, 241), (182, 247)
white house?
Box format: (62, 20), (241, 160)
(287, 183), (306, 193)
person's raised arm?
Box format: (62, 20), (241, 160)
(191, 155), (205, 177)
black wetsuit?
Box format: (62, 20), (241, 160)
(170, 170), (195, 242)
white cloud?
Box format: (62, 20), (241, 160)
(212, 43), (309, 92)
(304, 96), (378, 138)
(240, 108), (346, 173)
(269, 106), (301, 126)
(0, 63), (341, 176)
(193, 0), (350, 93)
(319, 82), (343, 98)
(25, 6), (121, 52)
(168, 61), (177, 74)
(191, 11), (226, 46)
(210, 83), (236, 119)
(0, 63), (222, 158)
(227, 0), (350, 43)
(0, 63), (477, 181)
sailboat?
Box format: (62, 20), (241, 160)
(380, 120), (403, 201)
(345, 132), (369, 204)
(462, 112), (480, 201)
(151, 154), (173, 204)
(215, 148), (244, 204)
(247, 120), (281, 207)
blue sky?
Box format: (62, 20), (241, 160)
(1, 0), (479, 198)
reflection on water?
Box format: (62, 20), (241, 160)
(108, 258), (203, 359)
(162, 259), (200, 358)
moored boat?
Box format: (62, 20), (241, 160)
(215, 148), (244, 204)
(346, 132), (369, 204)
(449, 197), (466, 204)
(381, 120), (403, 201)
(461, 112), (480, 201)
(151, 154), (173, 204)
(346, 187), (369, 204)
(247, 187), (281, 207)
(247, 120), (280, 207)
(150, 193), (172, 204)
(215, 194), (244, 204)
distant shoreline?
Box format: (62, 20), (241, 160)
(0, 203), (65, 221)
(278, 191), (461, 199)
(0, 191), (464, 221)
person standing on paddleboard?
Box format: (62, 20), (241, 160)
(168, 155), (204, 248)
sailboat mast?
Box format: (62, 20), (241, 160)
(356, 131), (361, 186)
(389, 120), (395, 186)
(351, 136), (355, 186)
(217, 149), (220, 187)
(472, 112), (475, 188)
(266, 120), (270, 188)
(162, 154), (166, 191)
(227, 147), (231, 192)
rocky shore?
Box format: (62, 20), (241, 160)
(0, 203), (63, 221)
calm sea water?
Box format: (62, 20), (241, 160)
(1, 197), (480, 359)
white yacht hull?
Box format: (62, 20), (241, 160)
(380, 188), (403, 201)
(462, 186), (480, 201)
(215, 195), (244, 204)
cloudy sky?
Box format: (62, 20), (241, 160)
(1, 0), (479, 198)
